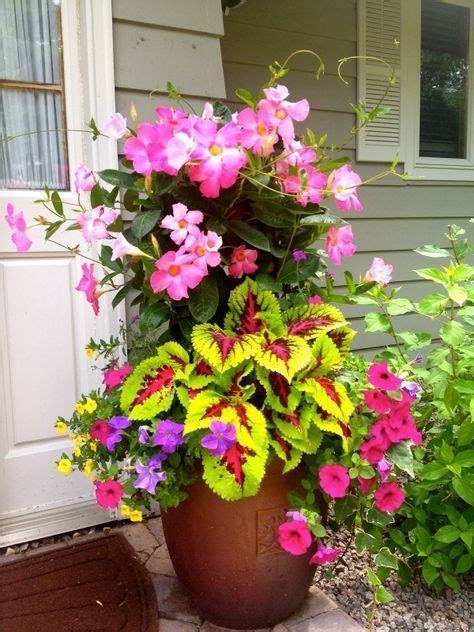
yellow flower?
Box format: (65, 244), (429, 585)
(130, 509), (143, 522)
(83, 459), (94, 478)
(90, 441), (98, 453)
(73, 446), (81, 457)
(75, 402), (85, 414)
(85, 347), (96, 359)
(57, 458), (72, 476)
(121, 504), (131, 517)
(84, 398), (97, 414)
(55, 421), (68, 434)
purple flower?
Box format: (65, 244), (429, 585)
(292, 250), (307, 262)
(133, 458), (167, 495)
(200, 420), (236, 456)
(376, 457), (392, 483)
(153, 420), (185, 453)
(401, 380), (421, 399)
(413, 355), (424, 365)
(149, 453), (168, 467)
(105, 416), (131, 451)
(138, 426), (150, 445)
(286, 510), (307, 523)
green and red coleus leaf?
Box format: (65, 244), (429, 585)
(269, 433), (303, 474)
(296, 376), (354, 423)
(120, 356), (177, 420)
(272, 405), (323, 455)
(191, 323), (260, 372)
(256, 366), (302, 413)
(254, 334), (312, 381)
(326, 326), (356, 357)
(282, 304), (347, 340)
(224, 278), (283, 335)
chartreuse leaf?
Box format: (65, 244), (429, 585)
(191, 324), (260, 372)
(256, 366), (302, 413)
(269, 436), (303, 474)
(415, 245), (450, 258)
(120, 356), (177, 420)
(305, 333), (342, 376)
(282, 304), (347, 340)
(417, 292), (448, 315)
(254, 335), (312, 381)
(375, 586), (394, 604)
(296, 377), (354, 424)
(365, 313), (391, 333)
(224, 278), (283, 335)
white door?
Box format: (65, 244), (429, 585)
(0, 0), (123, 546)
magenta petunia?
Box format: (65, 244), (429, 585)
(358, 475), (376, 494)
(310, 541), (340, 565)
(374, 482), (405, 512)
(363, 389), (392, 415)
(318, 464), (350, 499)
(94, 479), (124, 509)
(103, 364), (132, 389)
(278, 520), (312, 556)
(308, 295), (323, 306)
(90, 418), (112, 446)
(359, 438), (386, 465)
(367, 362), (402, 391)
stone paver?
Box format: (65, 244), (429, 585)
(119, 522), (159, 552)
(288, 609), (363, 632)
(147, 516), (166, 546)
(153, 574), (202, 625)
(159, 619), (199, 631)
(146, 542), (176, 577)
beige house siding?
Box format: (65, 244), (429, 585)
(112, 0), (226, 120)
(221, 0), (473, 352)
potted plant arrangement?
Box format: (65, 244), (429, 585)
(5, 60), (419, 628)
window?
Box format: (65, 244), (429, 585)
(357, 0), (474, 180)
(0, 1), (68, 190)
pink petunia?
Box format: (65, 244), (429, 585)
(318, 464), (350, 499)
(101, 113), (128, 139)
(160, 203), (203, 245)
(328, 164), (363, 212)
(237, 107), (278, 156)
(325, 225), (356, 266)
(363, 389), (392, 414)
(359, 438), (386, 465)
(367, 362), (402, 391)
(75, 263), (101, 315)
(358, 475), (376, 494)
(228, 245), (258, 278)
(308, 295), (323, 305)
(374, 482), (405, 512)
(278, 520), (312, 556)
(77, 205), (118, 243)
(184, 230), (222, 270)
(150, 250), (205, 300)
(4, 203), (32, 252)
(103, 364), (132, 389)
(258, 84), (309, 142)
(365, 257), (393, 285)
(74, 164), (96, 193)
(188, 120), (247, 198)
(310, 542), (340, 565)
(90, 419), (112, 446)
(94, 479), (124, 509)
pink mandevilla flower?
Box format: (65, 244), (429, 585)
(283, 167), (327, 207)
(189, 120), (247, 198)
(258, 84), (309, 142)
(318, 464), (350, 499)
(328, 164), (363, 212)
(160, 203), (203, 245)
(75, 263), (101, 315)
(184, 230), (222, 270)
(374, 482), (405, 512)
(77, 205), (117, 243)
(308, 295), (323, 305)
(4, 203), (32, 252)
(325, 225), (356, 266)
(150, 251), (205, 300)
(310, 542), (340, 565)
(94, 479), (124, 509)
(237, 107), (278, 156)
(101, 113), (128, 139)
(365, 257), (393, 285)
(111, 233), (147, 260)
(367, 362), (402, 391)
(103, 364), (132, 389)
(277, 520), (312, 556)
(228, 245), (258, 278)
(123, 122), (173, 176)
(74, 164), (95, 193)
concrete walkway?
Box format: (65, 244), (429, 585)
(121, 516), (364, 632)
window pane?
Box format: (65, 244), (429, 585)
(0, 0), (61, 84)
(0, 89), (68, 189)
(419, 0), (469, 159)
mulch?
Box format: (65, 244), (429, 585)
(0, 533), (159, 632)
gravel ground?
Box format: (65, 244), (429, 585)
(2, 521), (473, 631)
(316, 531), (474, 632)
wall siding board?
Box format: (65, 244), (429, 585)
(112, 0), (224, 35)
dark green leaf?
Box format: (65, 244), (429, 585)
(228, 220), (271, 251)
(278, 253), (320, 285)
(45, 220), (63, 239)
(131, 210), (160, 240)
(255, 273), (282, 292)
(433, 525), (460, 544)
(51, 191), (64, 217)
(139, 302), (168, 333)
(112, 284), (132, 309)
(422, 560), (439, 585)
(99, 169), (143, 192)
(455, 554), (473, 574)
(90, 183), (105, 208)
(189, 277), (219, 323)
(453, 477), (474, 505)
(366, 508), (394, 527)
(300, 214), (344, 226)
(334, 495), (358, 522)
(253, 203), (294, 228)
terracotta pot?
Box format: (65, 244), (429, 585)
(161, 462), (316, 629)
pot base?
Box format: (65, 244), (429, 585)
(161, 464), (315, 629)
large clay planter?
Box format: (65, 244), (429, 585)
(161, 463), (316, 629)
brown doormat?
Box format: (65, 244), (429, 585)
(0, 533), (159, 632)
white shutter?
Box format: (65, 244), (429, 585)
(357, 0), (403, 161)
